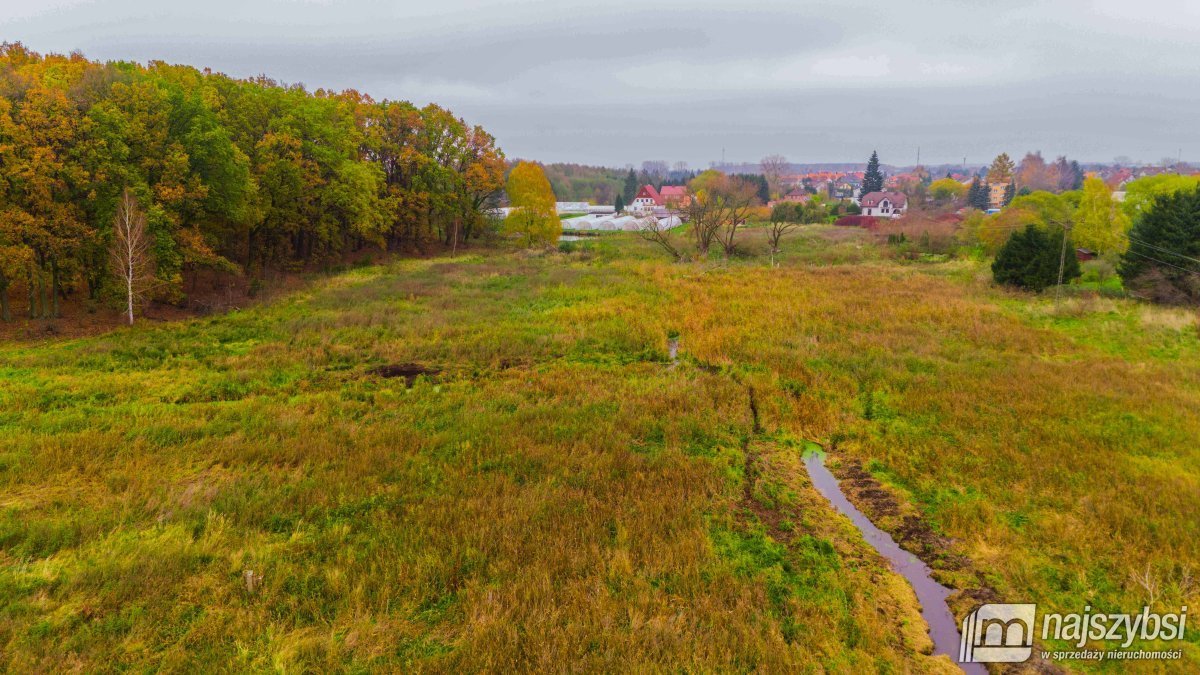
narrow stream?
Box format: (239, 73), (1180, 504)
(802, 449), (986, 675)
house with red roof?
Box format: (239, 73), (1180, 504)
(859, 191), (907, 218)
(632, 185), (661, 211)
(769, 189), (811, 208)
(631, 184), (690, 212)
(659, 185), (689, 205)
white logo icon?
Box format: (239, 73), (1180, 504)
(960, 603), (1036, 663)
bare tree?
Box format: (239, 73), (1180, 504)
(681, 186), (720, 256)
(767, 202), (800, 266)
(1129, 562), (1161, 608)
(641, 160), (669, 178)
(711, 177), (759, 259)
(638, 215), (684, 261)
(109, 189), (154, 325)
(681, 173), (758, 259)
(760, 154), (788, 199)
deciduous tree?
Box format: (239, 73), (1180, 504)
(767, 202), (799, 265)
(109, 189), (154, 324)
(1074, 177), (1130, 257)
(929, 177), (965, 203)
(504, 161), (559, 247)
(760, 154), (788, 199)
(1121, 174), (1200, 221)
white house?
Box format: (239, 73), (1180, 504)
(631, 185), (662, 212)
(859, 191), (908, 218)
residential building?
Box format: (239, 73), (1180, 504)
(832, 176), (861, 200)
(631, 184), (690, 212)
(658, 185), (690, 206)
(987, 183), (1008, 209)
(631, 185), (662, 212)
(859, 191), (908, 218)
(769, 189), (811, 208)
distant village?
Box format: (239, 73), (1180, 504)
(536, 152), (1197, 233)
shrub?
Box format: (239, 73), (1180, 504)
(834, 215), (879, 229)
(992, 224), (1080, 292)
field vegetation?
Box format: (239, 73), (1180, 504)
(2, 226), (1198, 671)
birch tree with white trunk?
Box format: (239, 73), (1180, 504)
(110, 189), (153, 325)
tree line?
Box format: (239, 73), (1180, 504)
(0, 43), (505, 322)
(979, 173), (1200, 302)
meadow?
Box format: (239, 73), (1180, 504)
(1, 226), (1197, 672)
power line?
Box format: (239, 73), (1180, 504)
(1124, 249), (1200, 276)
(1126, 235), (1200, 266)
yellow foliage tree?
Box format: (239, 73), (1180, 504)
(1074, 177), (1130, 257)
(929, 177), (966, 203)
(504, 162), (560, 246)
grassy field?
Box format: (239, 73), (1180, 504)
(2, 227), (1198, 672)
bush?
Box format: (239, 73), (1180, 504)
(834, 215), (879, 229)
(992, 224), (1080, 292)
(1079, 259), (1116, 285)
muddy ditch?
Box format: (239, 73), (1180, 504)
(815, 448), (1065, 674)
(367, 363), (443, 387)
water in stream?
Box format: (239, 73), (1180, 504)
(802, 449), (986, 675)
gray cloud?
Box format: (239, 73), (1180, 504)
(3, 0), (1199, 166)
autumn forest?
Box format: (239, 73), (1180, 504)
(0, 43), (505, 322)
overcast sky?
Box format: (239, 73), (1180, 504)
(3, 0), (1198, 168)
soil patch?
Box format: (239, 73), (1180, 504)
(368, 363), (442, 386)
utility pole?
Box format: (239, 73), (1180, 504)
(1055, 220), (1070, 303)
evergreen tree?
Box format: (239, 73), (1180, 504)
(614, 193), (625, 213)
(987, 153), (1015, 184)
(755, 174), (770, 204)
(1118, 187), (1200, 303)
(992, 224), (1080, 291)
(1002, 181), (1016, 207)
(623, 169), (639, 203)
(730, 174), (770, 203)
(1069, 160), (1085, 191)
(967, 176), (989, 210)
(861, 150), (884, 195)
